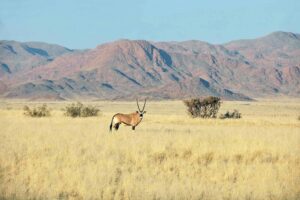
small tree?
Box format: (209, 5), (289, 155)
(64, 102), (100, 117)
(23, 104), (51, 117)
(183, 96), (221, 118)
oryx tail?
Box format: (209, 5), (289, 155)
(109, 114), (116, 132)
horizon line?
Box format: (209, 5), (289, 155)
(1, 30), (298, 50)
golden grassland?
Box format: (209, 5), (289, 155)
(0, 99), (299, 200)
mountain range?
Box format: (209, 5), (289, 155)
(0, 31), (299, 100)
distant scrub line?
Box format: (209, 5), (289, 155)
(23, 97), (246, 119)
(23, 102), (100, 117)
(24, 97), (300, 120)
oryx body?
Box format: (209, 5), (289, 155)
(109, 99), (147, 132)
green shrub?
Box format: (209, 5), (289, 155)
(23, 104), (51, 117)
(64, 102), (100, 117)
(183, 96), (221, 118)
(219, 110), (241, 119)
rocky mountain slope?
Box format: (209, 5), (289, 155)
(0, 31), (299, 100)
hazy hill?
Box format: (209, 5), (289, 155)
(0, 40), (74, 76)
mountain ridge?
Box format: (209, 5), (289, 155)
(0, 31), (299, 100)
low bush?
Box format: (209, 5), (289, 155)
(23, 104), (51, 117)
(183, 96), (221, 118)
(219, 110), (241, 119)
(64, 102), (100, 117)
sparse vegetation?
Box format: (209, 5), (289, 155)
(23, 104), (51, 117)
(183, 96), (221, 118)
(219, 109), (242, 119)
(64, 102), (99, 117)
(1, 100), (299, 200)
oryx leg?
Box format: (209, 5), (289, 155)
(132, 126), (135, 130)
(114, 123), (120, 130)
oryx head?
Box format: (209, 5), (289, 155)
(136, 98), (147, 118)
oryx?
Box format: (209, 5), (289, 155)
(109, 99), (147, 132)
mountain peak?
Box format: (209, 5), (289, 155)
(261, 31), (300, 44)
(267, 31), (300, 39)
(98, 39), (154, 48)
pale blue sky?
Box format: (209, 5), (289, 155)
(0, 0), (299, 49)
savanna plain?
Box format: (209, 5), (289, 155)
(0, 99), (299, 200)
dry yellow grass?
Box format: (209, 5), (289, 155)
(0, 100), (299, 200)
